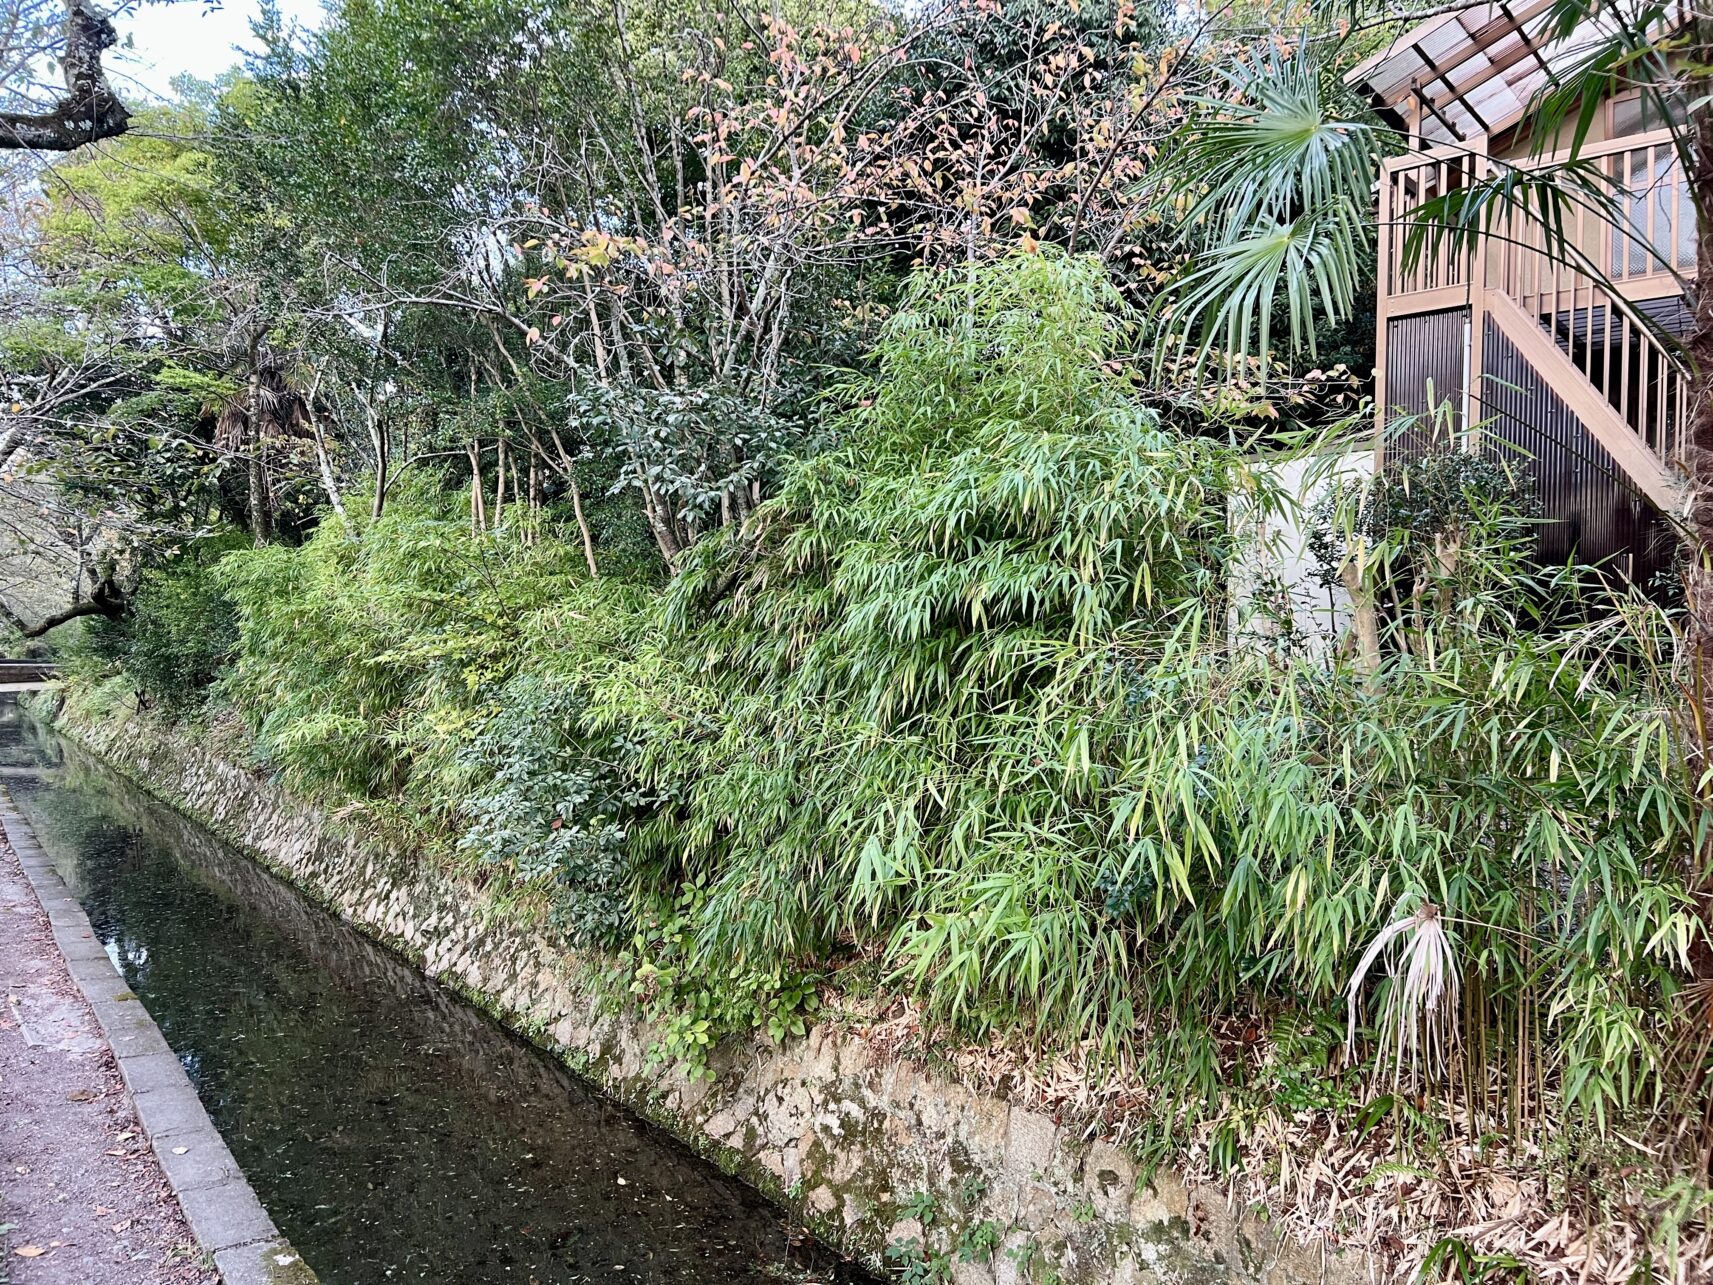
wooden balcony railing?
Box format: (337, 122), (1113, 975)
(1378, 131), (1694, 468)
(1605, 136), (1695, 283)
(1381, 133), (1693, 309)
(1379, 148), (1480, 302)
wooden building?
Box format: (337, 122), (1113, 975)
(1348, 4), (1691, 586)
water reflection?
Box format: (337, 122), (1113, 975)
(0, 700), (865, 1285)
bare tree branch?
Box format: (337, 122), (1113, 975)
(0, 568), (123, 636)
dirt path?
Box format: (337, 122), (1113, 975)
(0, 834), (213, 1285)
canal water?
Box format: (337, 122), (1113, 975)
(0, 700), (866, 1285)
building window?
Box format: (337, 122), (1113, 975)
(1610, 91), (1685, 139)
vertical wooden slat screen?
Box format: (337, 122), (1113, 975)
(1385, 308), (1470, 459)
(1479, 318), (1677, 585)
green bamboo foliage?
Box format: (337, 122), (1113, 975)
(579, 254), (1697, 1125)
(597, 252), (1238, 1046)
(211, 251), (1706, 1143)
(599, 253), (1698, 1130)
(214, 478), (645, 804)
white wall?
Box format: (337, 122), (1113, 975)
(1229, 448), (1374, 661)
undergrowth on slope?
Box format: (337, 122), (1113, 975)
(72, 252), (1711, 1276)
(213, 478), (651, 811)
(66, 533), (248, 714)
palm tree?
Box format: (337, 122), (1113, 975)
(1152, 45), (1377, 375)
(204, 350), (316, 545)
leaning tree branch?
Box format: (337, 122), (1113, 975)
(0, 571), (125, 637)
(0, 0), (129, 150)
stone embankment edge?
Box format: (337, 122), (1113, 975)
(0, 786), (319, 1285)
(47, 694), (1364, 1285)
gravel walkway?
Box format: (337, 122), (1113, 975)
(0, 834), (213, 1285)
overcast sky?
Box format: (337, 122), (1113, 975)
(108, 0), (326, 102)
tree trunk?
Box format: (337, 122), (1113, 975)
(568, 472), (598, 576)
(1339, 537), (1382, 685)
(310, 409), (350, 526)
(639, 474), (682, 569)
(370, 416), (389, 520)
(0, 0), (130, 150)
(469, 440), (487, 535)
(245, 337), (273, 545)
(526, 442), (542, 546)
(1686, 64), (1713, 892)
(547, 426), (599, 577)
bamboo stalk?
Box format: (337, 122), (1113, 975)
(469, 439), (486, 535)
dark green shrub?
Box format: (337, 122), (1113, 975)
(62, 540), (244, 713)
(123, 555), (240, 712)
(456, 673), (636, 946)
(63, 613), (131, 672)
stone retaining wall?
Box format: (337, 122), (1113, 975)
(52, 696), (1357, 1285)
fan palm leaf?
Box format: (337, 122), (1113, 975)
(1151, 45), (1374, 377)
(1163, 212), (1366, 370)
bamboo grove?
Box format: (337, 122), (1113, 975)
(5, 0), (1713, 1276)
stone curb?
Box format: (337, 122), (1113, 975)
(0, 787), (320, 1285)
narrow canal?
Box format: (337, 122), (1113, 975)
(0, 700), (866, 1285)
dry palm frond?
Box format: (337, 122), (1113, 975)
(1347, 901), (1462, 1085)
(211, 367), (314, 453)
